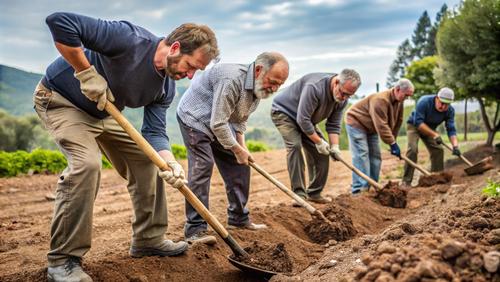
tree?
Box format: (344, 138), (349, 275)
(405, 56), (439, 101)
(386, 39), (413, 88)
(424, 4), (448, 57)
(435, 0), (500, 146)
(411, 11), (432, 59)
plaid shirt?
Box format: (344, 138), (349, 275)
(177, 63), (259, 149)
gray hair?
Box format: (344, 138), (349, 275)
(255, 52), (289, 71)
(338, 68), (361, 88)
(395, 78), (414, 92)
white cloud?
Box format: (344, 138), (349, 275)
(305, 0), (345, 6)
(289, 46), (395, 62)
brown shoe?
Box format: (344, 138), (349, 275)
(227, 222), (267, 230)
(308, 195), (332, 204)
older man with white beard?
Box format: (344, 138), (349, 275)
(175, 52), (289, 244)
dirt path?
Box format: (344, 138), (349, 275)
(0, 147), (498, 281)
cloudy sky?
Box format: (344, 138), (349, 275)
(1, 0), (460, 96)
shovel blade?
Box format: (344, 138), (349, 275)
(227, 255), (278, 279)
(465, 156), (494, 175)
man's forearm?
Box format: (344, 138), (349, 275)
(307, 132), (322, 144)
(449, 135), (458, 147)
(55, 42), (91, 72)
(417, 123), (438, 138)
(236, 132), (246, 148)
(158, 149), (176, 163)
(328, 133), (339, 145)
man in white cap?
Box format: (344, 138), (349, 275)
(402, 87), (460, 187)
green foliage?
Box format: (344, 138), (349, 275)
(246, 140), (269, 152)
(387, 39), (414, 88)
(405, 56), (439, 101)
(411, 11), (432, 59)
(102, 156), (113, 169)
(0, 65), (43, 115)
(481, 179), (500, 198)
(171, 144), (187, 159)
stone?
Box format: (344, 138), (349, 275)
(390, 263), (401, 274)
(468, 216), (489, 229)
(320, 259), (338, 269)
(483, 251), (500, 273)
(485, 228), (500, 245)
(441, 240), (465, 260)
(377, 241), (397, 255)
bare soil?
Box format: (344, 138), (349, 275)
(376, 181), (408, 208)
(0, 146), (498, 281)
(418, 171), (453, 187)
(232, 241), (293, 274)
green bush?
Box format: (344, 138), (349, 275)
(171, 144), (187, 159)
(246, 140), (269, 152)
(482, 179), (500, 198)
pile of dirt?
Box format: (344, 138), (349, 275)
(417, 171), (453, 187)
(375, 181), (407, 208)
(353, 197), (500, 281)
(304, 202), (357, 244)
(232, 241), (293, 274)
(446, 144), (499, 168)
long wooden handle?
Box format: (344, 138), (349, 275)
(331, 153), (384, 191)
(400, 154), (432, 176)
(249, 162), (317, 215)
(441, 142), (474, 167)
(104, 102), (248, 257)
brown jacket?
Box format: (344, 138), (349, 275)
(345, 89), (404, 145)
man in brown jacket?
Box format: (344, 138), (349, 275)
(345, 79), (414, 195)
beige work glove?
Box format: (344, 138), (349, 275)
(158, 161), (186, 189)
(315, 139), (330, 155)
(74, 66), (115, 111)
(330, 144), (341, 161)
(231, 144), (254, 165)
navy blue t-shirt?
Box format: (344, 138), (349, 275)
(43, 12), (174, 151)
(407, 95), (457, 137)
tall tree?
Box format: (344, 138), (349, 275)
(424, 4), (448, 57)
(411, 11), (432, 59)
(386, 39), (413, 87)
(405, 56), (439, 101)
(435, 0), (500, 146)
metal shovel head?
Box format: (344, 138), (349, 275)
(464, 156), (494, 175)
(227, 255), (278, 279)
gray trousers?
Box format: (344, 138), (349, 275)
(403, 123), (444, 184)
(177, 116), (250, 238)
(271, 111), (329, 197)
(34, 82), (167, 267)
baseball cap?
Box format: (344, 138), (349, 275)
(437, 87), (454, 104)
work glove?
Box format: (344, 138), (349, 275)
(330, 144), (341, 161)
(315, 139), (330, 156)
(74, 65), (115, 111)
(452, 146), (461, 156)
(433, 135), (443, 145)
(159, 161), (186, 188)
(390, 143), (401, 159)
(232, 145), (254, 165)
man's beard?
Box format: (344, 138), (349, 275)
(254, 74), (274, 99)
(164, 54), (185, 80)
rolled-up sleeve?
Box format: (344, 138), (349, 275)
(296, 85), (319, 135)
(210, 79), (239, 149)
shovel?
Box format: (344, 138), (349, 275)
(400, 155), (432, 177)
(248, 161), (331, 223)
(329, 153), (384, 192)
(104, 102), (276, 277)
(399, 154), (452, 186)
(441, 143), (494, 175)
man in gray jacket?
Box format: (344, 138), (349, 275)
(271, 70), (361, 204)
(177, 52), (289, 244)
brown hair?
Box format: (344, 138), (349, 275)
(165, 23), (219, 60)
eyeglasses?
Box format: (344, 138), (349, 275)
(338, 85), (355, 98)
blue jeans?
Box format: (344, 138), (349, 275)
(346, 124), (381, 193)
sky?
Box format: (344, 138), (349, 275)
(0, 0), (461, 97)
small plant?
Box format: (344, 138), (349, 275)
(246, 140), (269, 152)
(482, 179), (500, 198)
(171, 144), (187, 159)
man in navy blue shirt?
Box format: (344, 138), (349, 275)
(403, 87), (460, 187)
(35, 12), (218, 282)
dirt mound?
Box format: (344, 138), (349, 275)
(304, 203), (357, 244)
(375, 181), (407, 208)
(418, 171), (453, 187)
(353, 197), (500, 281)
(446, 144), (500, 168)
(232, 241), (293, 274)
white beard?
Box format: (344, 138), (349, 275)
(254, 76), (274, 99)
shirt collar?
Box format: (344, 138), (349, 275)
(244, 63), (255, 91)
(389, 88), (399, 104)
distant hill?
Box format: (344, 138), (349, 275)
(0, 65), (43, 115)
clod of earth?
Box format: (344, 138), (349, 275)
(304, 203), (357, 244)
(417, 172), (453, 187)
(375, 181), (408, 208)
(231, 241), (293, 274)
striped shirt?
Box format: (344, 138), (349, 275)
(177, 63), (259, 149)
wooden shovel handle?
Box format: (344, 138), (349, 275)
(332, 153), (384, 191)
(249, 162), (317, 215)
(400, 155), (432, 176)
(104, 102), (248, 257)
(441, 142), (474, 167)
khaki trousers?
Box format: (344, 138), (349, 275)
(33, 82), (167, 266)
(403, 123), (444, 184)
